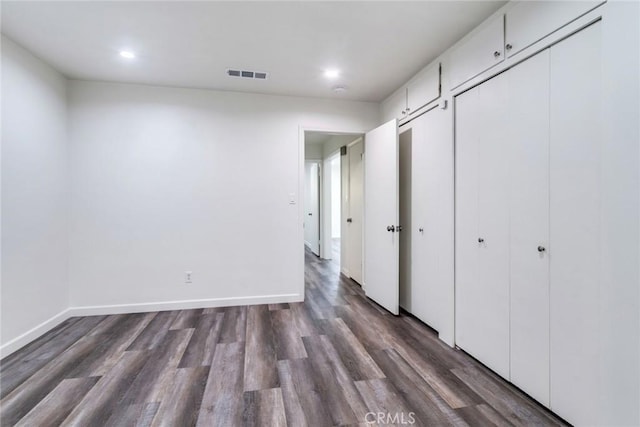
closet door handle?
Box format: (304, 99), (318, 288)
(387, 225), (395, 232)
(478, 237), (484, 243)
(396, 225), (403, 232)
(494, 50), (501, 58)
(506, 43), (513, 51)
(538, 246), (546, 252)
(418, 228), (424, 233)
(346, 218), (353, 223)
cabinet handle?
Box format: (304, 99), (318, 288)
(506, 43), (513, 51)
(401, 109), (407, 115)
(418, 227), (424, 233)
(494, 50), (501, 58)
(387, 225), (395, 232)
(538, 246), (546, 252)
(478, 238), (484, 243)
(406, 107), (411, 113)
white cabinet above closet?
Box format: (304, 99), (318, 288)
(406, 64), (440, 115)
(382, 64), (440, 121)
(449, 15), (504, 90)
(505, 0), (604, 57)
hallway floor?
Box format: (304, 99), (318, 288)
(0, 248), (566, 426)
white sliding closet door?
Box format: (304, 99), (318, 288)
(455, 73), (510, 379)
(411, 107), (450, 332)
(549, 21), (602, 425)
(507, 50), (550, 406)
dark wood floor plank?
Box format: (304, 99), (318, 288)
(118, 329), (193, 408)
(0, 335), (104, 426)
(354, 378), (415, 424)
(270, 309), (308, 360)
(150, 366), (209, 427)
(451, 367), (565, 426)
(244, 305), (279, 391)
(170, 309), (203, 330)
(126, 311), (180, 350)
(280, 358), (332, 426)
(322, 317), (385, 381)
(372, 348), (465, 426)
(242, 388), (287, 427)
(277, 360), (308, 427)
(14, 377), (100, 427)
(65, 313), (156, 379)
(0, 316), (105, 399)
(302, 335), (370, 425)
(178, 313), (223, 368)
(288, 302), (318, 337)
(455, 403), (512, 427)
(196, 342), (244, 427)
(217, 306), (247, 344)
(102, 402), (160, 427)
(60, 350), (150, 426)
(268, 303), (290, 311)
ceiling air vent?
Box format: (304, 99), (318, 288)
(227, 69), (268, 80)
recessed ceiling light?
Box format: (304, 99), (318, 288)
(324, 69), (340, 79)
(119, 50), (136, 59)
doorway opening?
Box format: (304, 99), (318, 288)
(303, 131), (364, 285)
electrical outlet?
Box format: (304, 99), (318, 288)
(185, 271), (192, 284)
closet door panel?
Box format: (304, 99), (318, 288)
(549, 22), (602, 425)
(476, 74), (511, 379)
(411, 107), (449, 332)
(455, 72), (510, 379)
(507, 50), (551, 406)
(454, 87), (481, 355)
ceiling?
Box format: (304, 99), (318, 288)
(1, 1), (505, 102)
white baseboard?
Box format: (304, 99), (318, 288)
(1, 293), (303, 359)
(1, 309), (72, 359)
(68, 293), (303, 317)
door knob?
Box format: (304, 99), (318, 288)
(346, 218), (353, 223)
(478, 238), (484, 243)
(387, 225), (395, 232)
(538, 246), (546, 252)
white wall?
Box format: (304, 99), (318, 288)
(67, 80), (378, 310)
(1, 36), (70, 351)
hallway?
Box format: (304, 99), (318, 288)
(0, 249), (566, 426)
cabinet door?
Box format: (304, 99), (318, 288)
(505, 0), (604, 57)
(508, 50), (550, 406)
(407, 64), (440, 115)
(549, 21), (602, 426)
(455, 71), (510, 379)
(411, 107), (449, 332)
(382, 87), (408, 122)
(449, 15), (504, 90)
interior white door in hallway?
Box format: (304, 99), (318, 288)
(304, 161), (320, 256)
(346, 140), (364, 284)
(364, 119), (400, 315)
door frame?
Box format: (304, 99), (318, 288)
(299, 126), (368, 299)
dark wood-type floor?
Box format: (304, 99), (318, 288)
(1, 248), (567, 426)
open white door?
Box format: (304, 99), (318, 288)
(364, 119), (399, 315)
(304, 161), (320, 255)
